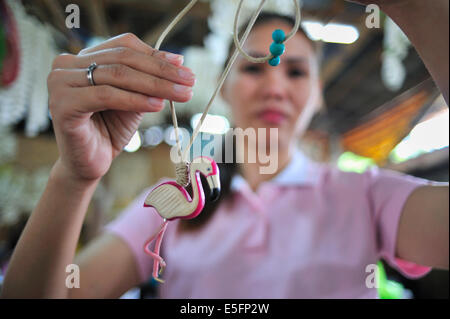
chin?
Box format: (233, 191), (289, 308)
(238, 120), (291, 141)
(251, 119), (286, 129)
(259, 128), (290, 151)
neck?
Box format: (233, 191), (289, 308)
(189, 165), (202, 205)
(239, 147), (293, 192)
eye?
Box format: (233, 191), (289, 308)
(288, 68), (306, 78)
(241, 64), (262, 74)
(207, 168), (211, 171)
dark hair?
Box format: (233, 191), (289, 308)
(178, 133), (238, 233)
(178, 12), (322, 233)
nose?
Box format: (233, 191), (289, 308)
(259, 68), (289, 101)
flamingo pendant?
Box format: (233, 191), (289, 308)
(143, 156), (221, 283)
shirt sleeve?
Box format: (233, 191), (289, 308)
(103, 187), (166, 283)
(366, 167), (441, 279)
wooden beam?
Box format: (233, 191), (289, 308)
(87, 0), (110, 37)
(325, 44), (382, 110)
(384, 147), (449, 172)
(321, 18), (382, 86)
(102, 0), (211, 19)
(39, 0), (84, 51)
(142, 2), (195, 47)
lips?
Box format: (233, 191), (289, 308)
(257, 109), (288, 125)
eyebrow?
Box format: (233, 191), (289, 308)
(246, 51), (267, 59)
(284, 57), (309, 64)
(243, 51), (308, 64)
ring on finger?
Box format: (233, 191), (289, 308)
(87, 62), (99, 86)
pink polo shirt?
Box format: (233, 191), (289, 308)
(104, 151), (437, 298)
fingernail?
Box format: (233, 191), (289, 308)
(173, 84), (192, 95)
(178, 68), (195, 82)
(165, 53), (184, 65)
(148, 97), (165, 108)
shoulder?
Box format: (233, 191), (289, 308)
(312, 163), (372, 190)
(314, 163), (424, 189)
(309, 164), (429, 202)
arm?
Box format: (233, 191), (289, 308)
(1, 161), (142, 299)
(71, 233), (142, 299)
(1, 161), (96, 298)
(397, 185), (449, 269)
(378, 0), (449, 269)
(1, 33), (194, 298)
(1, 161), (141, 298)
(377, 0), (449, 104)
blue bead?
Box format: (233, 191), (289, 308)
(270, 42), (285, 57)
(272, 29), (286, 43)
(269, 56), (281, 67)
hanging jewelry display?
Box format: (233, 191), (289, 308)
(143, 0), (301, 283)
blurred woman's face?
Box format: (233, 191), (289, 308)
(222, 20), (322, 152)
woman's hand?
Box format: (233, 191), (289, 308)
(48, 33), (195, 183)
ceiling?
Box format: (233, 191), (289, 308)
(22, 0), (433, 137)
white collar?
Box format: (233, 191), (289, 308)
(230, 150), (322, 192)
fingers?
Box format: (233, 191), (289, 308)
(71, 47), (195, 87)
(52, 53), (77, 70)
(50, 66), (193, 103)
(52, 48), (183, 71)
(79, 33), (184, 67)
(78, 33), (153, 56)
(55, 85), (167, 115)
(52, 33), (184, 71)
(48, 33), (195, 118)
(50, 32), (195, 100)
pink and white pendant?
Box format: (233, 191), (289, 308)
(143, 156), (221, 282)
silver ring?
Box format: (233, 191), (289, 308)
(87, 62), (98, 86)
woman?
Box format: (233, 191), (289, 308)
(2, 0), (448, 298)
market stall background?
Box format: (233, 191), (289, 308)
(0, 0), (448, 298)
